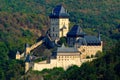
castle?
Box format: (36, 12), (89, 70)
(33, 5), (102, 71)
(16, 5), (102, 72)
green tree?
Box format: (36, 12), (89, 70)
(0, 42), (9, 60)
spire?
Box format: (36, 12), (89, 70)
(61, 43), (65, 48)
(25, 43), (29, 48)
(98, 32), (101, 41)
(16, 51), (20, 55)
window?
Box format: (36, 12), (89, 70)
(53, 34), (54, 37)
(53, 27), (54, 31)
(56, 34), (57, 37)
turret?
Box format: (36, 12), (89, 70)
(25, 43), (30, 55)
(16, 51), (20, 60)
(98, 32), (101, 41)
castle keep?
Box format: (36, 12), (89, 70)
(49, 5), (69, 41)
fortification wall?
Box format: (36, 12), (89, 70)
(78, 43), (102, 58)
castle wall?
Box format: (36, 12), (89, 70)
(25, 62), (30, 73)
(59, 18), (69, 37)
(33, 54), (82, 71)
(50, 18), (69, 41)
(78, 42), (102, 58)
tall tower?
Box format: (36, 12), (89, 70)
(49, 5), (69, 41)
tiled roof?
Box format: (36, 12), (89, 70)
(77, 36), (101, 46)
(84, 36), (101, 45)
(67, 25), (85, 37)
(25, 55), (31, 62)
(77, 38), (87, 45)
(57, 44), (79, 53)
(49, 5), (69, 18)
(16, 51), (20, 55)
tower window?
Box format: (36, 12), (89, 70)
(56, 34), (57, 37)
(53, 27), (54, 31)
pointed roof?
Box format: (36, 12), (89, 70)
(16, 51), (20, 55)
(61, 43), (65, 48)
(49, 5), (69, 18)
(25, 55), (31, 62)
(25, 43), (29, 48)
(77, 35), (101, 46)
(67, 25), (86, 37)
(98, 32), (101, 41)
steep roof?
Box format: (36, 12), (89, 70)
(67, 25), (86, 37)
(16, 51), (20, 55)
(25, 55), (31, 62)
(49, 5), (69, 18)
(77, 35), (101, 46)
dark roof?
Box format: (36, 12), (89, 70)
(77, 38), (87, 45)
(57, 44), (79, 53)
(49, 5), (69, 18)
(77, 35), (101, 46)
(25, 55), (31, 62)
(44, 35), (55, 48)
(67, 25), (86, 37)
(84, 36), (101, 44)
(16, 51), (20, 55)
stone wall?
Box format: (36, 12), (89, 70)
(78, 41), (103, 58)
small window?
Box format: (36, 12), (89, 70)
(53, 34), (54, 37)
(56, 34), (57, 37)
(53, 27), (54, 31)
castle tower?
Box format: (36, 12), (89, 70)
(16, 51), (20, 60)
(49, 5), (69, 41)
(25, 55), (31, 73)
(25, 43), (30, 55)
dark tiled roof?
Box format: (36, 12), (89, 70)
(77, 35), (101, 46)
(84, 36), (101, 45)
(44, 35), (55, 48)
(77, 38), (87, 45)
(57, 44), (79, 53)
(67, 25), (85, 37)
(49, 5), (69, 18)
(25, 55), (31, 62)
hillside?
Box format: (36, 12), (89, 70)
(0, 0), (120, 79)
(0, 0), (120, 53)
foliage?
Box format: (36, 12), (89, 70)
(57, 37), (67, 46)
(0, 60), (24, 80)
(0, 0), (120, 79)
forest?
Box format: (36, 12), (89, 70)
(0, 0), (120, 80)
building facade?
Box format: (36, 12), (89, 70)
(49, 5), (69, 41)
(33, 45), (82, 71)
